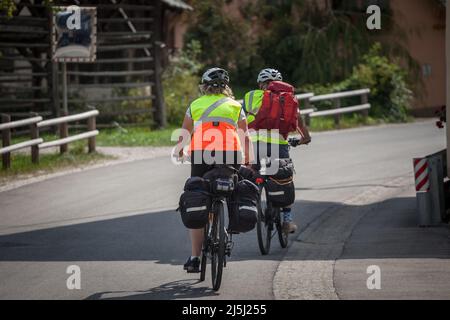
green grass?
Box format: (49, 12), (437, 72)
(94, 115), (386, 146)
(96, 126), (177, 147)
(8, 114), (406, 153)
(308, 114), (383, 132)
(0, 145), (112, 180)
(11, 126), (178, 148)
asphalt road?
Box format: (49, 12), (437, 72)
(0, 120), (446, 299)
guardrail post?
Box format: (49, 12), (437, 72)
(30, 121), (39, 164)
(1, 114), (11, 169)
(361, 93), (369, 118)
(413, 158), (432, 226)
(333, 99), (341, 128)
(87, 115), (96, 153)
(59, 112), (68, 154)
(428, 153), (446, 224)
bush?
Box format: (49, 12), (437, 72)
(302, 43), (412, 122)
(347, 43), (412, 121)
(163, 40), (204, 126)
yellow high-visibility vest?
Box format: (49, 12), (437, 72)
(189, 94), (243, 151)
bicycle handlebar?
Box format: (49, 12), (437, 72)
(288, 137), (302, 147)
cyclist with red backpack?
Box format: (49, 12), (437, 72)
(243, 68), (311, 234)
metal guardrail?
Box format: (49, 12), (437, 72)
(0, 110), (99, 170)
(309, 89), (370, 102)
(237, 89), (370, 128)
(306, 89), (371, 127)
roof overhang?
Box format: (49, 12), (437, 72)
(161, 0), (193, 11)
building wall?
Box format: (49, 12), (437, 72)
(390, 0), (446, 116)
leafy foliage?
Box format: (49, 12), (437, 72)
(252, 0), (373, 85)
(184, 0), (256, 84)
(1, 0), (53, 17)
(163, 40), (204, 125)
(0, 0), (16, 17)
(302, 43), (413, 122)
(185, 0), (418, 93)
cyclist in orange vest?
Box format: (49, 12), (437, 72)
(175, 67), (253, 273)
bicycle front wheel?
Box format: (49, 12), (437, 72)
(257, 186), (272, 255)
(199, 223), (209, 282)
(211, 200), (226, 291)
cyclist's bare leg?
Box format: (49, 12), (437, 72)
(190, 228), (204, 257)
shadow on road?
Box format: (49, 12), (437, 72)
(0, 197), (449, 263)
(295, 182), (408, 191)
(85, 279), (218, 300)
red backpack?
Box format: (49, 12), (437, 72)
(250, 81), (299, 139)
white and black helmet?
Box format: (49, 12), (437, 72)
(201, 67), (230, 87)
(257, 68), (283, 83)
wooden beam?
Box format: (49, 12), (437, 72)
(65, 70), (154, 77)
(0, 98), (51, 104)
(90, 57), (154, 64)
(22, 3), (154, 10)
(0, 43), (49, 48)
(151, 0), (167, 128)
(97, 43), (153, 51)
(69, 82), (154, 89)
(66, 95), (154, 104)
(98, 18), (154, 23)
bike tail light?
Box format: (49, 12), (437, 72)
(255, 178), (264, 185)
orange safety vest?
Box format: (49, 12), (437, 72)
(189, 94), (242, 152)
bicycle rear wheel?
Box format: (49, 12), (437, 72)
(257, 186), (272, 255)
(275, 208), (288, 248)
(211, 200), (226, 291)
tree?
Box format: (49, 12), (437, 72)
(184, 0), (256, 84)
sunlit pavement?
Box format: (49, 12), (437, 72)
(0, 120), (448, 299)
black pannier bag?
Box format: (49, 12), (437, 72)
(228, 179), (259, 234)
(178, 177), (211, 229)
(266, 159), (295, 208)
(238, 165), (256, 181)
(266, 178), (295, 208)
(203, 166), (237, 195)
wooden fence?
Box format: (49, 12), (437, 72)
(0, 110), (99, 169)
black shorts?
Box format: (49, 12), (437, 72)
(190, 150), (241, 177)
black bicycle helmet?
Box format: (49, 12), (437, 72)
(201, 67), (230, 87)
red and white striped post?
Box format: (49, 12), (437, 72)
(414, 158), (430, 192)
(413, 158), (431, 226)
